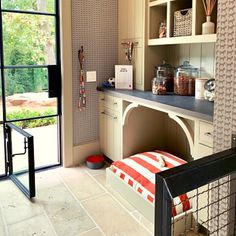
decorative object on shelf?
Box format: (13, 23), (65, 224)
(204, 78), (215, 101)
(155, 61), (174, 92)
(121, 41), (138, 62)
(159, 20), (167, 38)
(174, 8), (192, 37)
(152, 70), (167, 95)
(195, 78), (208, 99)
(174, 61), (199, 96)
(115, 65), (133, 90)
(202, 0), (217, 34)
(102, 77), (115, 88)
(78, 46), (86, 111)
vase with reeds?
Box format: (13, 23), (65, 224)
(202, 0), (217, 34)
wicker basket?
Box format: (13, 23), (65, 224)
(173, 8), (192, 37)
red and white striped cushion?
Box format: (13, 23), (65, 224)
(110, 150), (191, 216)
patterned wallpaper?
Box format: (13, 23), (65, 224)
(212, 0), (236, 234)
(71, 0), (118, 145)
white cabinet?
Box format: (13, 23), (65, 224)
(99, 93), (122, 161)
(194, 120), (213, 160)
(118, 0), (146, 90)
(199, 121), (213, 147)
(118, 0), (144, 41)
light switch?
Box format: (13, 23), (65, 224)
(86, 71), (96, 82)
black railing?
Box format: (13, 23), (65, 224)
(155, 147), (236, 236)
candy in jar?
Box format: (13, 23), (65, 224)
(152, 70), (167, 95)
(174, 61), (199, 96)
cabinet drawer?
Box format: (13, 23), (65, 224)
(195, 144), (213, 160)
(199, 121), (213, 147)
(99, 93), (122, 112)
(100, 107), (118, 121)
(99, 94), (114, 109)
(113, 96), (122, 112)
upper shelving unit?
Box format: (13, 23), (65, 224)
(148, 34), (217, 45)
(148, 0), (217, 46)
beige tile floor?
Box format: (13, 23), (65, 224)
(0, 165), (153, 236)
(0, 165), (202, 236)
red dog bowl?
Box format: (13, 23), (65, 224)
(86, 155), (105, 169)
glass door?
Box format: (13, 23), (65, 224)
(0, 0), (61, 197)
(6, 123), (35, 198)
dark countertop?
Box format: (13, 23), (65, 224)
(97, 87), (214, 122)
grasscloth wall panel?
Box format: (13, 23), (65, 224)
(213, 0), (236, 235)
(72, 0), (118, 145)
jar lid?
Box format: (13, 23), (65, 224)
(177, 61), (199, 72)
(155, 60), (174, 70)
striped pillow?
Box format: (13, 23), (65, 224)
(110, 150), (190, 216)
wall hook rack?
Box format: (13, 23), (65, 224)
(121, 41), (139, 62)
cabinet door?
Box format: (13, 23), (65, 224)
(99, 110), (107, 155)
(106, 112), (115, 159)
(119, 0), (144, 39)
(133, 44), (144, 90)
(133, 0), (144, 39)
(99, 94), (123, 161)
(113, 113), (122, 161)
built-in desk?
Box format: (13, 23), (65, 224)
(98, 88), (214, 161)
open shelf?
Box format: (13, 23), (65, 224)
(148, 0), (218, 46)
(149, 0), (170, 7)
(148, 34), (217, 46)
(149, 1), (168, 40)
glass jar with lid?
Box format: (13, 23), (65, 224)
(152, 69), (167, 95)
(174, 61), (199, 96)
(155, 61), (174, 92)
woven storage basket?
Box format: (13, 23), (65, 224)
(174, 8), (192, 37)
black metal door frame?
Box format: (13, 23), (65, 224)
(6, 123), (35, 198)
(0, 0), (62, 196)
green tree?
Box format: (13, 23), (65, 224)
(2, 0), (56, 96)
(2, 0), (54, 13)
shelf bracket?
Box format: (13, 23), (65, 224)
(168, 113), (194, 156)
(123, 102), (139, 126)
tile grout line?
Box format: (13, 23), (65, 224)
(0, 203), (10, 236)
(56, 172), (106, 236)
(0, 179), (58, 236)
(80, 192), (107, 203)
(40, 205), (59, 236)
(85, 169), (153, 235)
(78, 227), (101, 236)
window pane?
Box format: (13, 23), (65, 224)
(1, 0), (55, 14)
(12, 118), (60, 169)
(5, 68), (57, 120)
(3, 13), (56, 66)
(30, 118), (59, 168)
(11, 128), (30, 190)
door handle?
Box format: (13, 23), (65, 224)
(48, 65), (61, 98)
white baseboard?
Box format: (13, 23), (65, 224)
(72, 140), (101, 166)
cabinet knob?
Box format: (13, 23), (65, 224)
(204, 132), (213, 138)
(114, 102), (118, 105)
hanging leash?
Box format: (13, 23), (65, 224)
(78, 46), (86, 111)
